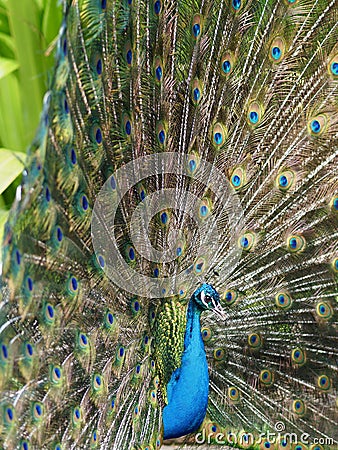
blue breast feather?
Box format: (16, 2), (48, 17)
(163, 299), (209, 439)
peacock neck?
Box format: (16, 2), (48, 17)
(184, 297), (203, 351)
(162, 296), (209, 440)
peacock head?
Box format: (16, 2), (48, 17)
(193, 283), (227, 320)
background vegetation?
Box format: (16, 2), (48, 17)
(0, 0), (61, 244)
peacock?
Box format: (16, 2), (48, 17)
(1, 0), (338, 448)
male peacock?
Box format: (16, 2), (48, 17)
(0, 0), (338, 449)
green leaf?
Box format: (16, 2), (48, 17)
(42, 0), (62, 47)
(6, 0), (47, 145)
(0, 1), (60, 214)
(0, 56), (19, 79)
(0, 148), (25, 195)
(0, 73), (26, 151)
(0, 208), (9, 248)
(0, 32), (16, 58)
(0, 4), (10, 36)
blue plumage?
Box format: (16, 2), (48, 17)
(163, 300), (209, 439)
(163, 284), (223, 439)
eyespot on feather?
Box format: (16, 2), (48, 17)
(213, 348), (225, 360)
(154, 56), (163, 83)
(187, 152), (200, 174)
(286, 234), (306, 253)
(228, 386), (240, 402)
(198, 199), (212, 220)
(222, 289), (238, 306)
(201, 327), (212, 342)
(191, 78), (202, 105)
(328, 53), (338, 79)
(291, 347), (306, 366)
(42, 302), (56, 325)
(247, 332), (263, 350)
(192, 14), (203, 40)
(308, 115), (328, 136)
(49, 364), (63, 385)
(122, 113), (133, 139)
(231, 0), (243, 12)
(315, 301), (333, 320)
(259, 369), (274, 386)
(194, 256), (207, 274)
(91, 429), (99, 448)
(72, 406), (82, 427)
(153, 0), (162, 15)
(269, 37), (286, 63)
(156, 121), (167, 146)
(238, 231), (255, 251)
(31, 402), (44, 422)
(230, 167), (246, 190)
(212, 122), (227, 147)
(2, 403), (15, 428)
(317, 374), (331, 391)
(247, 101), (263, 126)
(330, 195), (338, 211)
(220, 52), (235, 75)
(292, 399), (306, 417)
(276, 170), (295, 191)
(124, 41), (133, 66)
(275, 292), (292, 310)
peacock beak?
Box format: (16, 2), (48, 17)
(213, 303), (227, 321)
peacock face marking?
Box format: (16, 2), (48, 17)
(193, 284), (226, 319)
